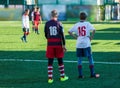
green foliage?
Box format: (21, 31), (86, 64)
(99, 5), (105, 21)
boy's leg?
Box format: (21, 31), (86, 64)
(34, 22), (39, 34)
(88, 55), (95, 76)
(32, 22), (35, 32)
(21, 28), (29, 42)
(48, 58), (54, 83)
(87, 47), (99, 78)
(57, 58), (65, 78)
(57, 58), (68, 81)
(35, 26), (39, 34)
(34, 21), (37, 34)
(78, 57), (84, 78)
(77, 48), (84, 78)
(35, 26), (37, 34)
(48, 58), (54, 79)
(24, 31), (29, 42)
(21, 33), (27, 42)
(23, 33), (27, 41)
(36, 23), (39, 34)
(21, 28), (26, 42)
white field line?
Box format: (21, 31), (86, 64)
(0, 59), (120, 65)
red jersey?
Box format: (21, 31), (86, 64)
(34, 12), (41, 21)
(44, 20), (65, 47)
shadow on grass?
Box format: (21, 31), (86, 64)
(0, 50), (120, 62)
(115, 42), (120, 45)
(0, 50), (120, 87)
(97, 28), (120, 31)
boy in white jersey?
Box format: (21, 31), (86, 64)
(68, 12), (100, 78)
(21, 9), (30, 43)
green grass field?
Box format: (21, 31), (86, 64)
(0, 21), (120, 88)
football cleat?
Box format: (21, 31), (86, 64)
(48, 79), (53, 84)
(90, 74), (100, 78)
(60, 76), (69, 82)
(24, 40), (27, 43)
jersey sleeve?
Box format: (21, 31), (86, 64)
(87, 22), (95, 31)
(22, 15), (27, 28)
(59, 22), (64, 32)
(68, 24), (76, 33)
(59, 22), (66, 45)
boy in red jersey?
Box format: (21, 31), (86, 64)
(33, 7), (42, 34)
(44, 10), (69, 84)
(31, 7), (36, 32)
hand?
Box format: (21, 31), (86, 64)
(89, 36), (93, 41)
(62, 45), (67, 52)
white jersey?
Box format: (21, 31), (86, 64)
(69, 21), (95, 48)
(22, 14), (29, 29)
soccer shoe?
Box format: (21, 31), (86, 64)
(37, 32), (40, 35)
(90, 74), (100, 78)
(48, 79), (53, 84)
(24, 40), (27, 43)
(60, 76), (69, 82)
(21, 37), (27, 43)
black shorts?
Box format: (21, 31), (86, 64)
(23, 28), (29, 32)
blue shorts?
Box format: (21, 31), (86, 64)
(76, 47), (92, 57)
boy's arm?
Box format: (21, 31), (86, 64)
(39, 15), (42, 24)
(60, 27), (66, 52)
(61, 32), (67, 52)
(68, 31), (77, 39)
(89, 30), (95, 41)
(59, 22), (66, 52)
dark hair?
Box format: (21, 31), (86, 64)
(51, 10), (58, 17)
(25, 9), (29, 12)
(36, 7), (39, 10)
(79, 12), (87, 20)
(22, 9), (29, 15)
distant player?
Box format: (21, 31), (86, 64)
(33, 7), (42, 34)
(44, 10), (69, 83)
(21, 9), (30, 43)
(68, 12), (100, 78)
(31, 7), (36, 32)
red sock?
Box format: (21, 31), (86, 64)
(59, 64), (65, 78)
(48, 65), (53, 79)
